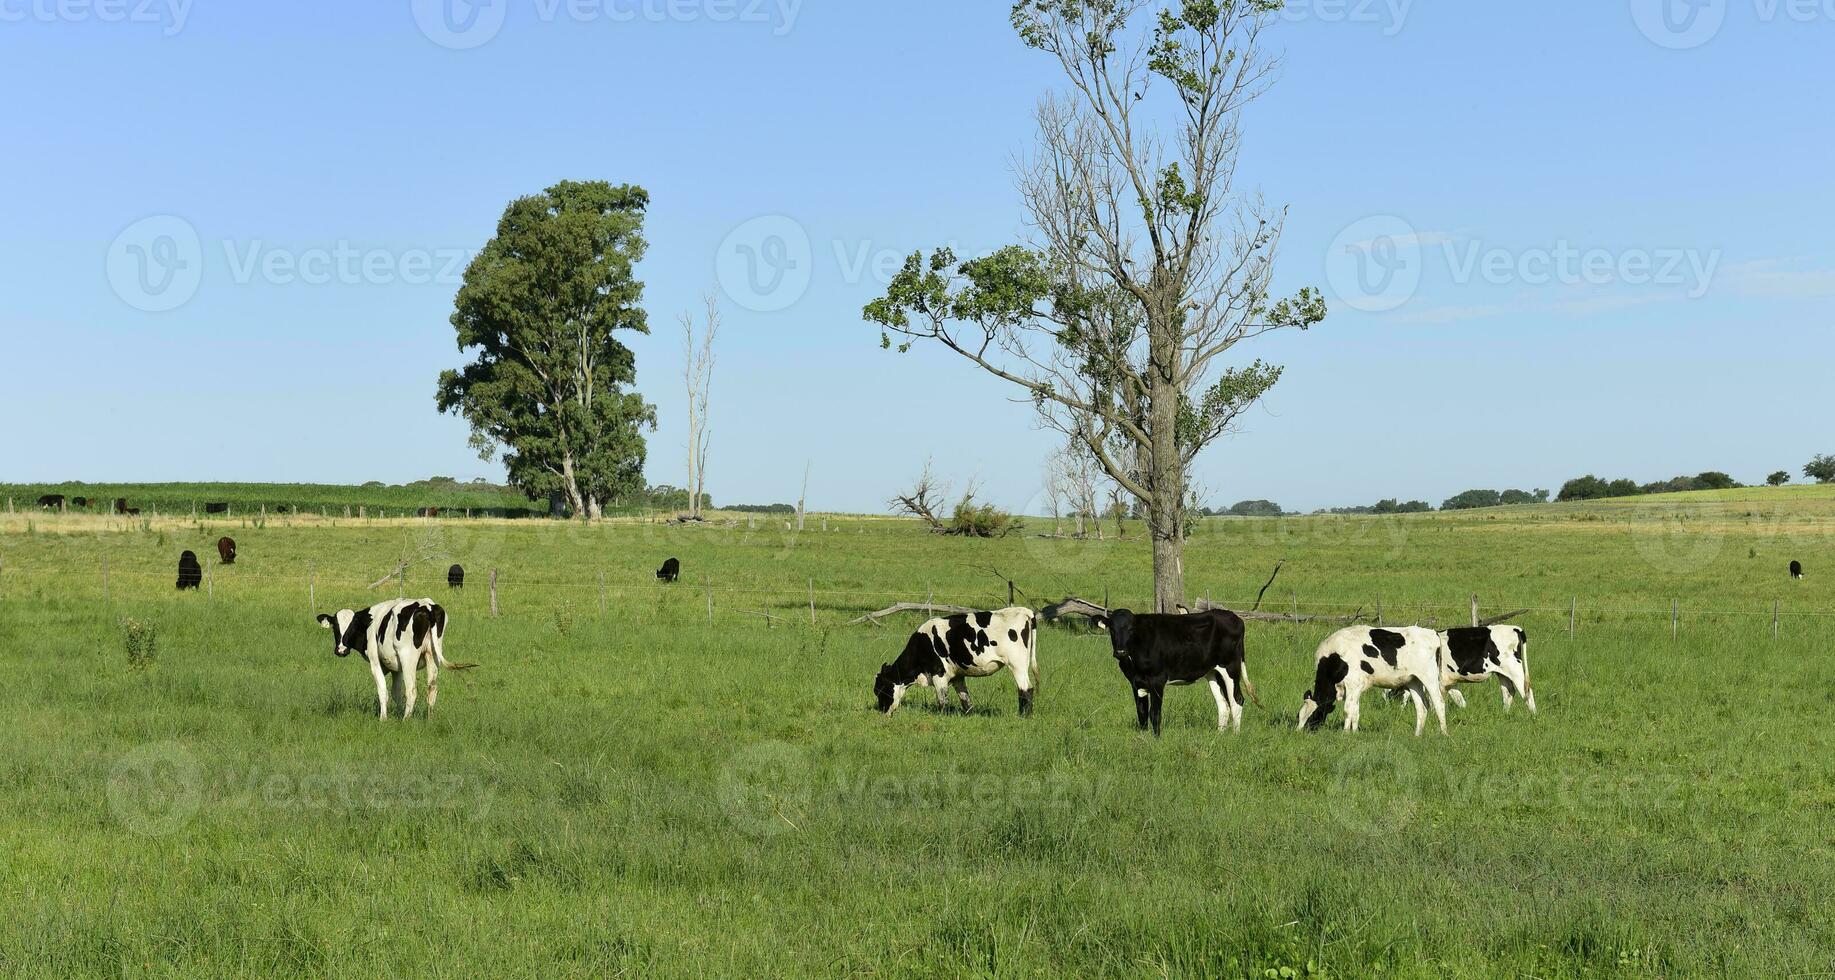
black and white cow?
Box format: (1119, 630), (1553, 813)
(37, 494), (65, 510)
(1096, 608), (1255, 736)
(874, 607), (1039, 716)
(1297, 625), (1448, 736)
(656, 557), (681, 582)
(176, 551), (202, 590)
(316, 598), (476, 719)
(1790, 560), (1804, 580)
(1436, 626), (1536, 714)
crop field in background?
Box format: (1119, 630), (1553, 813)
(1, 486), (1832, 976)
(0, 481), (550, 519)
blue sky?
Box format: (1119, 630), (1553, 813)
(1, 1), (1829, 513)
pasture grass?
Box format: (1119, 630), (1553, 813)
(0, 490), (1832, 976)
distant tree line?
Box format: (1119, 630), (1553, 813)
(725, 502), (796, 514)
(1556, 471), (1740, 502)
(1442, 488), (1550, 510)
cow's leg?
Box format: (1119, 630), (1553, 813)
(1012, 656), (1035, 718)
(951, 676), (972, 714)
(1207, 675), (1231, 732)
(1494, 660), (1529, 714)
(1342, 679), (1365, 732)
(1404, 679), (1431, 736)
(1148, 685), (1165, 737)
(1419, 675), (1449, 736)
(424, 652), (439, 710)
(371, 663), (391, 720)
(934, 678), (950, 712)
(1446, 685), (1468, 709)
(1132, 685), (1151, 731)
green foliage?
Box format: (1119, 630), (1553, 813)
(1767, 471), (1791, 487)
(1441, 489), (1502, 511)
(1563, 472), (1748, 502)
(119, 618), (159, 670)
(949, 500), (1023, 539)
(1806, 454), (1835, 484)
(437, 180), (658, 511)
(1225, 499), (1283, 517)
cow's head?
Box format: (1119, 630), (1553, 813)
(1097, 609), (1136, 658)
(316, 609), (367, 658)
(1296, 691), (1335, 731)
(873, 662), (899, 713)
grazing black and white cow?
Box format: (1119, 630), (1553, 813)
(217, 536), (236, 565)
(656, 557), (680, 582)
(874, 607), (1039, 716)
(176, 551), (202, 590)
(1095, 608), (1256, 736)
(1790, 560), (1804, 580)
(204, 502), (229, 515)
(1436, 626), (1536, 714)
(37, 494), (65, 510)
(448, 564), (465, 589)
(316, 598), (476, 719)
(1297, 626), (1447, 736)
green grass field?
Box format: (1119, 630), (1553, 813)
(1, 489), (1832, 976)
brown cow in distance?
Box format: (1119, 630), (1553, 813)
(218, 537), (237, 565)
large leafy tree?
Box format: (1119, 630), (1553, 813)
(437, 180), (656, 519)
(864, 0), (1326, 612)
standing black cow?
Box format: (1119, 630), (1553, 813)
(217, 537), (237, 565)
(176, 551), (202, 590)
(656, 557), (681, 582)
(1096, 608), (1256, 736)
(71, 497), (89, 508)
(113, 498), (129, 515)
(1791, 560), (1804, 580)
(37, 494), (65, 510)
(448, 564), (465, 589)
(204, 502), (229, 515)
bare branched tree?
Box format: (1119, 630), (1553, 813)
(890, 459), (950, 532)
(680, 291), (719, 520)
(865, 1), (1327, 611)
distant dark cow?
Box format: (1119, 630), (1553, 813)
(317, 598), (476, 719)
(123, 508), (140, 516)
(1437, 626), (1536, 714)
(448, 564), (465, 589)
(418, 507), (442, 518)
(875, 607), (1039, 716)
(176, 551), (202, 590)
(37, 494), (65, 509)
(204, 502), (229, 515)
(656, 557), (680, 582)
(1096, 608), (1255, 735)
(113, 498), (129, 514)
(275, 505), (289, 514)
(1297, 626), (1447, 736)
(1791, 560), (1804, 580)
(71, 497), (88, 508)
(217, 537), (236, 565)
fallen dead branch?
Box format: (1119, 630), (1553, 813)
(847, 601), (981, 627)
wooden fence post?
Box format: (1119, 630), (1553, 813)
(1671, 599), (1678, 640)
(927, 586), (934, 618)
(706, 578), (714, 624)
(489, 570), (499, 617)
(103, 557), (109, 603)
(1376, 594), (1384, 627)
(1569, 597), (1577, 638)
(1008, 580), (1016, 606)
(1470, 594), (1479, 628)
(809, 579), (817, 626)
(206, 560), (213, 600)
(1773, 600), (1780, 641)
(598, 570), (606, 618)
(308, 566), (316, 611)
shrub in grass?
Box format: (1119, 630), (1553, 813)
(121, 618), (159, 670)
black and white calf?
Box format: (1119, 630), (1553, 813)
(1297, 626), (1448, 736)
(1791, 560), (1804, 580)
(1437, 626), (1536, 714)
(874, 607), (1039, 716)
(657, 557), (681, 582)
(317, 598), (475, 719)
(1097, 608), (1254, 736)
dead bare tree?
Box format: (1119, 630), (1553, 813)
(795, 461), (811, 532)
(865, 2), (1327, 612)
(890, 460), (950, 532)
(680, 291), (719, 521)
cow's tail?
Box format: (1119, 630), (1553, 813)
(426, 604), (479, 671)
(1241, 656), (1263, 710)
(1518, 631), (1532, 701)
(1027, 610), (1040, 694)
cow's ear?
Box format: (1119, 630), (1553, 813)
(316, 614), (333, 629)
(1092, 616), (1108, 632)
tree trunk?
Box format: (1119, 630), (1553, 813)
(1147, 299), (1185, 614)
(559, 455), (587, 521)
(587, 495), (603, 521)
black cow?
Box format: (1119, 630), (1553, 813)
(274, 505), (289, 514)
(1096, 608), (1255, 736)
(448, 564), (465, 589)
(217, 537), (236, 565)
(36, 494), (65, 509)
(1791, 560), (1804, 580)
(71, 497), (89, 508)
(204, 502), (229, 515)
(113, 498), (129, 514)
(657, 557), (681, 582)
(176, 551), (202, 590)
